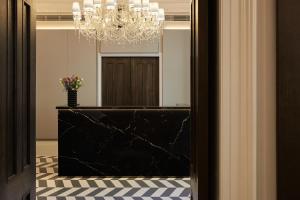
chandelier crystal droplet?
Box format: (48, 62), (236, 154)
(72, 0), (165, 44)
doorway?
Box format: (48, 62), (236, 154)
(0, 0), (219, 200)
(102, 57), (159, 106)
(35, 17), (192, 200)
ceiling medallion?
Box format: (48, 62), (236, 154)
(72, 0), (165, 44)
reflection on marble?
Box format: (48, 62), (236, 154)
(57, 108), (190, 177)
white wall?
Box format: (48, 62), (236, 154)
(36, 30), (97, 139)
(162, 30), (191, 106)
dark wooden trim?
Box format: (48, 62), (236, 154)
(0, 0), (36, 199)
(276, 0), (280, 198)
(190, 0), (219, 199)
(276, 0), (300, 199)
(29, 0), (36, 198)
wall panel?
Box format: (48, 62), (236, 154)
(162, 30), (191, 107)
(36, 30), (97, 139)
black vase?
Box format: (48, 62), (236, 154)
(67, 90), (77, 107)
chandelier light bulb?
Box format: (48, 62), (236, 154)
(94, 0), (101, 8)
(129, 0), (135, 8)
(72, 2), (81, 20)
(83, 0), (93, 12)
(106, 0), (116, 9)
(149, 2), (159, 13)
(142, 0), (150, 10)
(72, 2), (80, 12)
(134, 0), (142, 11)
(158, 8), (165, 21)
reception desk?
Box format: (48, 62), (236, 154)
(57, 107), (190, 177)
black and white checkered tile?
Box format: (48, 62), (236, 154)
(36, 156), (191, 200)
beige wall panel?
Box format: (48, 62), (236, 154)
(162, 29), (191, 106)
(36, 30), (96, 139)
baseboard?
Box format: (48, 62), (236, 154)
(36, 140), (58, 156)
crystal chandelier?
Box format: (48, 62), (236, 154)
(72, 0), (165, 44)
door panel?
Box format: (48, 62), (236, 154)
(102, 57), (159, 106)
(6, 0), (17, 180)
(131, 57), (159, 106)
(0, 0), (36, 199)
(102, 57), (132, 106)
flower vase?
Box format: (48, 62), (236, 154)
(67, 90), (77, 107)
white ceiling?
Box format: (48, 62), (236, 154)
(36, 0), (191, 15)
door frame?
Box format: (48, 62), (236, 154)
(0, 0), (36, 199)
(190, 0), (219, 200)
(0, 0), (219, 199)
(97, 53), (163, 106)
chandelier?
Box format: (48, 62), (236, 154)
(72, 0), (165, 44)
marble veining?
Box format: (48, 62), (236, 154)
(58, 108), (191, 177)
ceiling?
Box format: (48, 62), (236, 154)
(36, 0), (191, 15)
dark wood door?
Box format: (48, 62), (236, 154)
(277, 0), (300, 199)
(102, 57), (132, 106)
(0, 0), (36, 199)
(131, 57), (159, 106)
(102, 57), (159, 106)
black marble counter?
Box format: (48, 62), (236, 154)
(57, 107), (190, 177)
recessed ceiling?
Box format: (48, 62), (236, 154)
(36, 0), (191, 15)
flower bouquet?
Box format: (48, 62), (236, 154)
(60, 75), (84, 107)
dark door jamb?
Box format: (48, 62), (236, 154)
(190, 0), (219, 200)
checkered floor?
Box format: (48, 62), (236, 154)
(36, 156), (191, 200)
